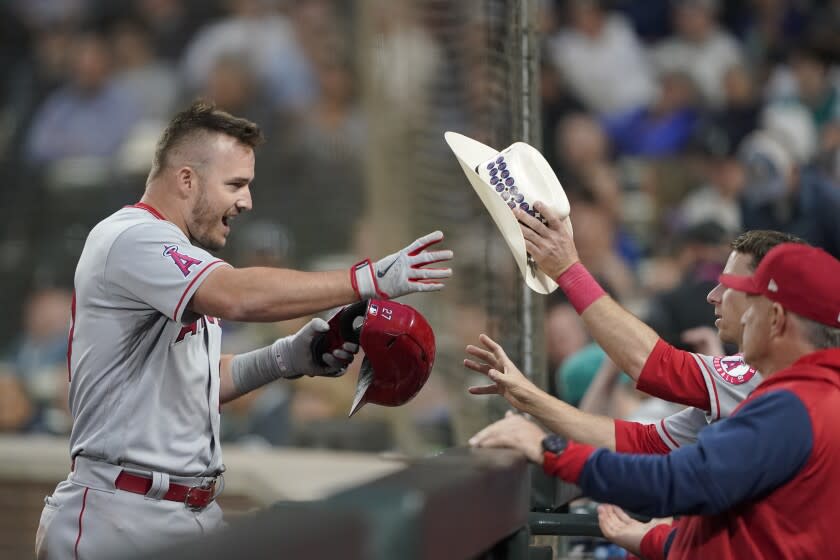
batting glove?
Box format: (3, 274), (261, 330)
(273, 318), (359, 379)
(351, 231), (453, 300)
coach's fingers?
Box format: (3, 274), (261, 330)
(486, 368), (510, 385)
(468, 384), (499, 395)
(597, 505), (623, 537)
(465, 344), (498, 366)
(532, 201), (566, 231)
(478, 334), (511, 364)
(519, 223), (545, 248)
(473, 433), (514, 450)
(463, 358), (492, 376)
(514, 208), (552, 238)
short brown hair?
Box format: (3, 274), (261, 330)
(731, 230), (808, 270)
(150, 100), (264, 178)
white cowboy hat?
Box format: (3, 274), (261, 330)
(444, 131), (571, 294)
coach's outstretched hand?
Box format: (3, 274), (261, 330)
(352, 231), (453, 300)
(597, 504), (672, 557)
(464, 333), (543, 413)
(469, 411), (545, 464)
(514, 201), (577, 279)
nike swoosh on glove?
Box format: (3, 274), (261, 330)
(351, 230), (453, 299)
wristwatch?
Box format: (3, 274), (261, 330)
(541, 433), (568, 455)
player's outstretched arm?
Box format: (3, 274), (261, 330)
(465, 334), (617, 449)
(191, 231), (453, 321)
(515, 202), (659, 381)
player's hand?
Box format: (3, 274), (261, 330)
(597, 504), (672, 556)
(469, 411), (545, 464)
(464, 333), (543, 413)
(273, 318), (359, 378)
(352, 231), (453, 299)
(514, 201), (578, 279)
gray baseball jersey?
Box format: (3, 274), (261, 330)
(67, 203), (229, 476)
(637, 340), (763, 449)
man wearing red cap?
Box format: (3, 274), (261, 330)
(474, 242), (840, 559)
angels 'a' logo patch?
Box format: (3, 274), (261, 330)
(713, 355), (758, 385)
(163, 244), (202, 277)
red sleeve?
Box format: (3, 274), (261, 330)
(542, 441), (596, 484)
(639, 523), (675, 560)
(614, 419), (671, 455)
(636, 339), (710, 410)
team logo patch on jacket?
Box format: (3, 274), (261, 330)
(713, 355), (758, 385)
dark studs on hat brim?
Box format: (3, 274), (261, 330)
(481, 157), (542, 218)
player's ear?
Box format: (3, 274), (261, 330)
(175, 166), (197, 199)
(769, 301), (787, 339)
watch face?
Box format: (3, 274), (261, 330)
(542, 434), (567, 454)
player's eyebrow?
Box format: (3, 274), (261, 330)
(226, 176), (252, 186)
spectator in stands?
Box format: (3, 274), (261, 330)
(0, 366), (34, 433)
(259, 52), (366, 265)
(24, 31), (141, 164)
(566, 184), (637, 300)
(651, 0), (743, 108)
(545, 296), (589, 384)
(181, 0), (316, 112)
(130, 0), (215, 61)
(548, 0), (656, 115)
(739, 106), (840, 258)
(539, 60), (585, 172)
(677, 64), (760, 233)
(554, 112), (610, 179)
(644, 221), (731, 351)
(111, 18), (179, 121)
(5, 287), (73, 435)
(201, 54), (273, 138)
(600, 70), (700, 158)
(785, 42), (840, 132)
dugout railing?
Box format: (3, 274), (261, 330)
(145, 447), (609, 560)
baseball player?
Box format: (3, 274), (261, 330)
(35, 101), (454, 559)
(467, 227), (805, 456)
(473, 243), (840, 559)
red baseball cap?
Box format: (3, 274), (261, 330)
(719, 243), (840, 327)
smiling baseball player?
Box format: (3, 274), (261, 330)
(35, 101), (453, 559)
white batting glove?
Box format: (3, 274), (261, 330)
(272, 318), (358, 379)
(351, 231), (454, 299)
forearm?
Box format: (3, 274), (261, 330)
(554, 264), (659, 381)
(578, 297), (660, 381)
(528, 391), (617, 450)
(194, 267), (356, 322)
(219, 354), (238, 404)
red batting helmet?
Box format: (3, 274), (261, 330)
(314, 299), (436, 416)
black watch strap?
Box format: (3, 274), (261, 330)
(541, 434), (568, 455)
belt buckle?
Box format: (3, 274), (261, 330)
(184, 483), (211, 511)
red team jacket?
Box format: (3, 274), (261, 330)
(545, 348), (840, 559)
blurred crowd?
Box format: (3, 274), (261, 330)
(1, 0), (839, 454)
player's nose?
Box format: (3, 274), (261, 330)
(707, 283), (723, 304)
(237, 187), (253, 213)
